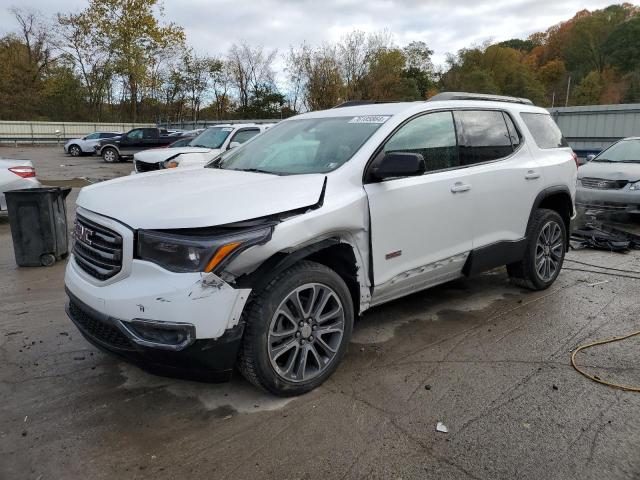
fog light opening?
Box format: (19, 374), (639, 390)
(122, 319), (195, 351)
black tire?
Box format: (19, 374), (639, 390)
(102, 147), (119, 163)
(40, 254), (56, 267)
(68, 144), (81, 157)
(507, 208), (566, 290)
(237, 260), (354, 397)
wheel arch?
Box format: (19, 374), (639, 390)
(529, 186), (574, 250)
(234, 238), (364, 316)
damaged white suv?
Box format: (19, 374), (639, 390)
(65, 92), (577, 396)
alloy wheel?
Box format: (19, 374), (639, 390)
(267, 283), (345, 383)
(535, 220), (563, 282)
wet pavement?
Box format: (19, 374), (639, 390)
(1, 147), (640, 479)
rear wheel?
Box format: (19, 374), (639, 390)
(68, 144), (81, 157)
(102, 147), (119, 163)
(237, 261), (354, 396)
(507, 209), (566, 290)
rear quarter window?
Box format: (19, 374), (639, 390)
(520, 113), (568, 149)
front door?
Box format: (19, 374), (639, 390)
(364, 110), (475, 305)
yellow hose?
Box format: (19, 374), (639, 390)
(571, 330), (640, 392)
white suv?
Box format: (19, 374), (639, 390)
(133, 123), (273, 173)
(64, 93), (577, 396)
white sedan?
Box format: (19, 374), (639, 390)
(0, 159), (40, 210)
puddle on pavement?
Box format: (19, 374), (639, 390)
(118, 364), (295, 414)
(351, 274), (509, 345)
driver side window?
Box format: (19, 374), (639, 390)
(383, 111), (458, 172)
(127, 129), (143, 140)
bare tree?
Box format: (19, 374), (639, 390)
(227, 42), (277, 113)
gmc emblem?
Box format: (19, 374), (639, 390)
(75, 222), (93, 245)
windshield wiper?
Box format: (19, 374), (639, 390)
(592, 158), (615, 162)
(191, 144), (210, 148)
(232, 168), (278, 175)
(617, 160), (640, 163)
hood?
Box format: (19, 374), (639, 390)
(578, 161), (640, 181)
(77, 168), (326, 229)
(135, 147), (218, 164)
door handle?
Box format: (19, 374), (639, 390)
(525, 170), (540, 180)
(450, 182), (471, 193)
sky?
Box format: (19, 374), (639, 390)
(0, 0), (622, 69)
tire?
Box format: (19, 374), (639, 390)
(507, 208), (566, 290)
(68, 144), (81, 157)
(237, 260), (354, 397)
(40, 254), (56, 267)
(102, 147), (119, 163)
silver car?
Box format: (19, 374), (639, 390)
(0, 159), (41, 210)
(64, 132), (121, 157)
(576, 137), (640, 214)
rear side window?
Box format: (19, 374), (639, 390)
(100, 132), (118, 138)
(382, 111), (458, 172)
(520, 113), (568, 149)
(454, 110), (514, 165)
(503, 113), (521, 149)
(143, 128), (158, 139)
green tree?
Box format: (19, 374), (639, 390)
(572, 70), (604, 105)
(402, 41), (434, 98)
(88, 0), (185, 121)
(603, 15), (640, 73)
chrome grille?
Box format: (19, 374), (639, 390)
(135, 160), (162, 173)
(73, 215), (123, 280)
(581, 177), (628, 190)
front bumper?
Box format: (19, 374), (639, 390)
(65, 291), (244, 381)
(575, 184), (640, 213)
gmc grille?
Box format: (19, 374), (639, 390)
(73, 215), (123, 280)
(581, 177), (628, 190)
(135, 160), (162, 173)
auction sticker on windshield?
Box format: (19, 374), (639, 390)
(348, 115), (391, 124)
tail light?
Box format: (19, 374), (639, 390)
(8, 166), (36, 178)
(571, 151), (579, 168)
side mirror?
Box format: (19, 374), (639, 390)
(227, 141), (241, 150)
(586, 154), (596, 162)
(370, 152), (426, 181)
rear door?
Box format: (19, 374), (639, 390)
(452, 109), (541, 248)
(364, 110), (475, 304)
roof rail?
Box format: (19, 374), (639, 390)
(333, 100), (395, 108)
(428, 92), (533, 105)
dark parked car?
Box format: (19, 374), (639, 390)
(95, 128), (186, 163)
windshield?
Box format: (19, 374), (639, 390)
(209, 116), (386, 175)
(593, 139), (640, 163)
(190, 127), (233, 149)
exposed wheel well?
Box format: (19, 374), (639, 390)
(236, 240), (361, 316)
(306, 244), (360, 315)
(535, 190), (573, 248)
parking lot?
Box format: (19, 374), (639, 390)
(1, 146), (640, 479)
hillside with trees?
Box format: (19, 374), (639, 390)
(0, 1), (639, 122)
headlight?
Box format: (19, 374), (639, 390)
(630, 181), (640, 190)
(137, 226), (272, 273)
(163, 158), (180, 169)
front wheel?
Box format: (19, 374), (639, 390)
(507, 208), (566, 290)
(237, 261), (354, 396)
(68, 144), (81, 157)
(102, 147), (119, 163)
